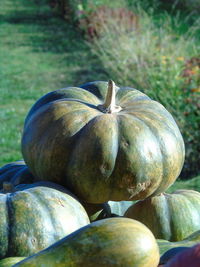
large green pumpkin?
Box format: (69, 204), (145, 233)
(0, 181), (89, 259)
(0, 161), (34, 189)
(14, 217), (160, 267)
(21, 80), (185, 203)
(125, 189), (200, 241)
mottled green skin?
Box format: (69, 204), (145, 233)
(157, 230), (200, 256)
(0, 182), (89, 259)
(22, 81), (185, 203)
(0, 161), (34, 189)
(14, 218), (160, 267)
(0, 257), (25, 267)
(125, 190), (200, 241)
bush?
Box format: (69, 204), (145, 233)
(88, 8), (200, 178)
(78, 6), (138, 39)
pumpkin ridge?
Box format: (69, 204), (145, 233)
(50, 98), (99, 111)
(24, 87), (102, 124)
(7, 190), (55, 255)
(166, 193), (200, 241)
(124, 112), (167, 194)
(24, 101), (98, 131)
(23, 107), (101, 182)
(25, 189), (60, 240)
(128, 112), (184, 194)
(158, 194), (173, 241)
(117, 89), (150, 105)
(115, 113), (163, 197)
(0, 164), (23, 175)
(5, 193), (14, 257)
(66, 114), (119, 202)
(0, 194), (9, 259)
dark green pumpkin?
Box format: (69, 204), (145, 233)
(125, 189), (200, 241)
(14, 218), (160, 267)
(21, 80), (185, 203)
(0, 181), (89, 259)
(0, 161), (34, 188)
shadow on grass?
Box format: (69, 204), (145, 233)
(0, 0), (109, 84)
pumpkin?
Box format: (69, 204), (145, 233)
(125, 189), (200, 242)
(165, 243), (200, 267)
(0, 160), (34, 188)
(0, 181), (89, 259)
(21, 80), (185, 203)
(0, 257), (25, 267)
(14, 217), (160, 267)
(157, 229), (200, 257)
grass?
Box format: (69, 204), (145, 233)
(167, 176), (200, 193)
(0, 0), (108, 166)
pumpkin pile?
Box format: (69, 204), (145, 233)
(1, 80), (199, 266)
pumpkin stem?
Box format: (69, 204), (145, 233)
(98, 80), (122, 113)
(3, 182), (14, 193)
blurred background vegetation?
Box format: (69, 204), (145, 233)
(0, 0), (199, 186)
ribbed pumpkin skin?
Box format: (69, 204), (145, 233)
(0, 182), (89, 259)
(0, 161), (34, 189)
(125, 190), (200, 241)
(157, 230), (200, 257)
(21, 81), (185, 203)
(14, 218), (160, 267)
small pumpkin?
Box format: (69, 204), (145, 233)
(125, 190), (200, 242)
(0, 181), (89, 259)
(14, 217), (160, 267)
(0, 160), (34, 188)
(21, 80), (185, 203)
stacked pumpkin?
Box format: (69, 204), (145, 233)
(1, 80), (199, 266)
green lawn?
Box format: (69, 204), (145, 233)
(0, 0), (108, 165)
(167, 176), (200, 193)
